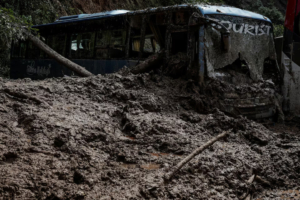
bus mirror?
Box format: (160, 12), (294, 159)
(222, 33), (231, 51)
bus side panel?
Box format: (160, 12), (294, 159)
(285, 0), (297, 32)
(282, 0), (300, 113)
(282, 55), (300, 113)
(10, 59), (138, 79)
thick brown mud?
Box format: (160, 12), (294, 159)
(0, 72), (299, 199)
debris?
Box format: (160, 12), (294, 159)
(0, 73), (299, 199)
(130, 51), (165, 74)
(255, 175), (271, 187)
(240, 175), (256, 200)
(163, 130), (231, 183)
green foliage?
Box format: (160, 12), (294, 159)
(257, 6), (284, 24)
(273, 24), (284, 37)
(0, 0), (63, 78)
(0, 0), (58, 25)
(0, 7), (38, 77)
(0, 7), (33, 46)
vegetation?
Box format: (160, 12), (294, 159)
(0, 7), (37, 77)
(0, 0), (65, 77)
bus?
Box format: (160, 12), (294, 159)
(281, 0), (300, 113)
(11, 4), (279, 119)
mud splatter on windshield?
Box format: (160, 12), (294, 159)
(205, 15), (277, 81)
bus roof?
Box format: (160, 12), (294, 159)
(197, 5), (271, 22)
(34, 4), (271, 27)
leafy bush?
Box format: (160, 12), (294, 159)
(273, 24), (284, 37)
(0, 0), (60, 77)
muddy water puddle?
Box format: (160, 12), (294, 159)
(140, 164), (161, 170)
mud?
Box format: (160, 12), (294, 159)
(0, 72), (299, 199)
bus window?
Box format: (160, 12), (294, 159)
(70, 32), (95, 59)
(40, 36), (47, 58)
(110, 30), (126, 58)
(48, 34), (67, 57)
(95, 31), (110, 59)
(95, 29), (126, 59)
(144, 38), (161, 53)
(153, 39), (161, 53)
(171, 32), (188, 54)
(130, 28), (142, 58)
(27, 41), (40, 59)
(12, 41), (26, 58)
(129, 19), (161, 58)
(131, 36), (161, 57)
(143, 38), (153, 53)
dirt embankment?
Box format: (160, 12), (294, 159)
(0, 71), (299, 199)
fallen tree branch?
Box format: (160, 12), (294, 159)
(130, 50), (165, 74)
(27, 33), (93, 77)
(0, 123), (14, 134)
(4, 88), (49, 106)
(163, 130), (231, 183)
(240, 174), (256, 200)
(255, 175), (271, 187)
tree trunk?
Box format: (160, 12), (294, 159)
(27, 33), (93, 77)
(131, 50), (165, 74)
(4, 88), (49, 106)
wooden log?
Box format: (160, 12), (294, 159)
(130, 51), (165, 74)
(255, 175), (271, 186)
(163, 130), (231, 183)
(27, 33), (93, 77)
(240, 175), (256, 200)
(245, 175), (255, 200)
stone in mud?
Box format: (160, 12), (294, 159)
(73, 170), (85, 184)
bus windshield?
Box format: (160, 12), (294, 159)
(205, 14), (277, 82)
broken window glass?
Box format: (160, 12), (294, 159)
(143, 38), (153, 53)
(129, 18), (162, 59)
(143, 37), (161, 53)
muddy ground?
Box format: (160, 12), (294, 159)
(0, 70), (299, 200)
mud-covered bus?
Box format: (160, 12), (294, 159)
(11, 4), (279, 119)
(281, 0), (300, 113)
